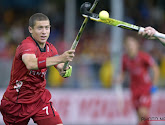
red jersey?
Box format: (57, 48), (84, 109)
(122, 51), (155, 94)
(4, 36), (58, 104)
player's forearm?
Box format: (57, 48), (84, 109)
(157, 37), (165, 46)
(116, 72), (125, 84)
(152, 65), (159, 85)
(37, 55), (65, 69)
(47, 49), (75, 69)
(46, 56), (63, 68)
(119, 72), (125, 83)
(23, 55), (63, 70)
(23, 57), (61, 70)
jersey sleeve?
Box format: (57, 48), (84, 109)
(49, 43), (58, 57)
(16, 40), (37, 60)
(142, 52), (155, 67)
(19, 41), (36, 56)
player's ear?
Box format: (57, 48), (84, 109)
(28, 26), (33, 34)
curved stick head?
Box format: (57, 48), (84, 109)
(80, 2), (91, 15)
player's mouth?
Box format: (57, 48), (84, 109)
(41, 36), (47, 40)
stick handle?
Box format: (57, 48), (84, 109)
(63, 0), (99, 70)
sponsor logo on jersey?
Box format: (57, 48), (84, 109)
(14, 80), (23, 92)
(29, 70), (46, 77)
(39, 60), (45, 64)
(24, 49), (31, 52)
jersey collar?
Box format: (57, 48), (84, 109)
(30, 36), (46, 52)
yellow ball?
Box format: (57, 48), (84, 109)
(99, 10), (109, 20)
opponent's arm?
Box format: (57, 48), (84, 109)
(22, 50), (75, 70)
(139, 26), (165, 46)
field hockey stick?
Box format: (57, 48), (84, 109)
(80, 7), (165, 39)
(63, 0), (99, 70)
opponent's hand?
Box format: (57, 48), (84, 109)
(150, 85), (158, 94)
(62, 65), (72, 78)
(139, 26), (157, 39)
(60, 50), (75, 63)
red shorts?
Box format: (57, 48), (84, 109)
(1, 97), (62, 125)
(132, 93), (151, 110)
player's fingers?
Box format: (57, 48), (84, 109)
(143, 28), (151, 36)
(146, 30), (152, 36)
(138, 30), (143, 35)
(145, 27), (156, 35)
(145, 26), (156, 32)
(69, 53), (75, 57)
(145, 26), (153, 30)
(150, 32), (155, 36)
(144, 34), (150, 39)
(68, 50), (75, 54)
(138, 28), (143, 34)
(141, 30), (147, 36)
(139, 27), (150, 36)
(68, 58), (73, 62)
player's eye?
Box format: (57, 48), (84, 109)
(45, 26), (50, 30)
(37, 27), (43, 30)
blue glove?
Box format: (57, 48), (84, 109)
(150, 85), (158, 94)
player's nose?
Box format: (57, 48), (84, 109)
(42, 28), (47, 34)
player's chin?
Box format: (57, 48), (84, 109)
(40, 38), (48, 43)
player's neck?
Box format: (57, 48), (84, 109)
(129, 54), (137, 59)
(37, 42), (45, 49)
(128, 52), (137, 59)
(31, 36), (46, 48)
(128, 50), (138, 58)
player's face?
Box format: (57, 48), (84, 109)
(125, 37), (139, 58)
(29, 20), (50, 47)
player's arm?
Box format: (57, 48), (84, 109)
(151, 62), (159, 86)
(139, 26), (165, 46)
(116, 71), (125, 84)
(150, 62), (159, 94)
(22, 50), (75, 70)
(116, 56), (127, 84)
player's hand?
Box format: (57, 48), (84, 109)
(139, 26), (157, 39)
(60, 65), (72, 78)
(63, 65), (72, 78)
(150, 85), (158, 94)
(61, 50), (75, 63)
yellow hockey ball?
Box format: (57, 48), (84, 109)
(99, 10), (109, 20)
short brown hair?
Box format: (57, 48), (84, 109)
(29, 13), (49, 27)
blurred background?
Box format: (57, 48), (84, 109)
(0, 0), (165, 124)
